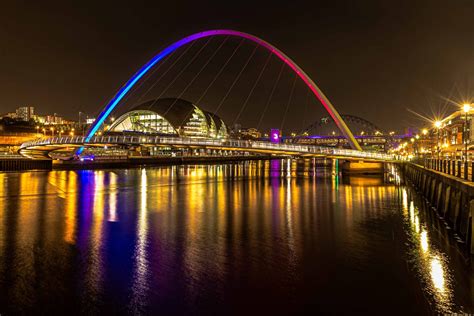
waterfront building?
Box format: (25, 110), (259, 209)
(15, 106), (34, 121)
(107, 98), (228, 139)
(2, 112), (18, 119)
(238, 127), (262, 139)
(428, 106), (473, 159)
(403, 104), (474, 160)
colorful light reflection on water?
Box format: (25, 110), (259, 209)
(0, 160), (471, 315)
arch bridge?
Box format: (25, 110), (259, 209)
(19, 135), (394, 161)
(20, 30), (398, 162)
(302, 115), (384, 136)
(80, 29), (362, 152)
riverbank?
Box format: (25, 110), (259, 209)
(0, 157), (52, 171)
(403, 162), (474, 255)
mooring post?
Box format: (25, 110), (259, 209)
(457, 161), (462, 177)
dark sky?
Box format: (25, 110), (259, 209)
(2, 0), (474, 132)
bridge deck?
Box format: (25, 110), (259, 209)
(19, 135), (395, 161)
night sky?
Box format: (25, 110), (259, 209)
(2, 1), (474, 133)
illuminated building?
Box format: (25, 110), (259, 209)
(238, 127), (262, 139)
(15, 106), (34, 122)
(423, 107), (473, 158)
(108, 98), (228, 139)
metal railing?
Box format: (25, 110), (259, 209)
(416, 158), (474, 182)
(20, 135), (396, 161)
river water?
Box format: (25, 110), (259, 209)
(0, 159), (472, 315)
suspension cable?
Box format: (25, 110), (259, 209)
(158, 38), (213, 116)
(233, 51), (272, 125)
(280, 73), (297, 131)
(213, 43), (259, 115)
(195, 39), (245, 105)
(138, 40), (197, 109)
(120, 50), (174, 107)
(299, 88), (310, 134)
(175, 37), (230, 127)
(256, 62), (285, 130)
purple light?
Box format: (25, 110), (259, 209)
(270, 129), (281, 143)
(82, 30), (361, 152)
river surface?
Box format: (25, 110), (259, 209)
(0, 160), (472, 315)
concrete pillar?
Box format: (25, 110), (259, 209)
(452, 191), (461, 230)
(430, 178), (437, 204)
(443, 186), (451, 216)
(436, 182), (443, 211)
(425, 177), (431, 196)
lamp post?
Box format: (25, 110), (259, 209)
(462, 103), (471, 162)
(434, 121), (442, 160)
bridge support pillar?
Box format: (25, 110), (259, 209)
(340, 160), (384, 175)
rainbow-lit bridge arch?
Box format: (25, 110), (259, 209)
(83, 30), (362, 151)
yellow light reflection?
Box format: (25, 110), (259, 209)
(401, 195), (453, 313)
(87, 170), (105, 297)
(402, 189), (408, 211)
(430, 256), (445, 293)
(137, 169), (148, 254)
(64, 171), (77, 244)
(131, 168), (149, 306)
(420, 230), (428, 253)
(285, 176), (294, 247)
(108, 172), (118, 222)
(0, 173), (6, 254)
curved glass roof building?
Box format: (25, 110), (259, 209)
(108, 98), (228, 139)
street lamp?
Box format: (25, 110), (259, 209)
(462, 103), (471, 161)
(434, 121), (442, 159)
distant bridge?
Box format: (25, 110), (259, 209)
(302, 114), (385, 136)
(19, 135), (394, 161)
